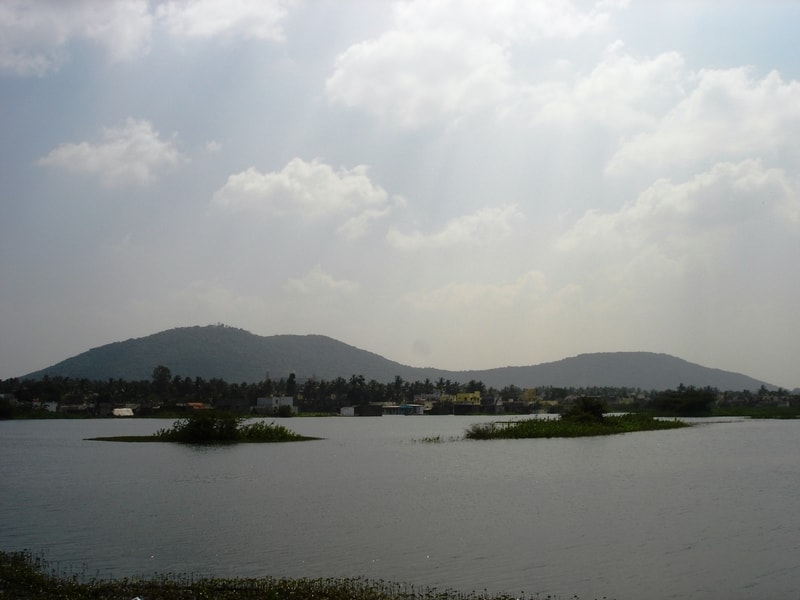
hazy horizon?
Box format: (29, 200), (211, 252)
(1, 2), (798, 388)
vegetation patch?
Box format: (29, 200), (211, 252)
(87, 412), (319, 443)
(712, 406), (800, 419)
(465, 397), (688, 440)
(1, 550), (538, 600)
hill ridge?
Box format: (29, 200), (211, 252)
(22, 325), (774, 391)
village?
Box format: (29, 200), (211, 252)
(2, 376), (795, 420)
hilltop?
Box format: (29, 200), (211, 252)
(21, 325), (774, 391)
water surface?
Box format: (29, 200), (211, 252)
(1, 416), (798, 599)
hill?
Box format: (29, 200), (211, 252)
(21, 325), (774, 391)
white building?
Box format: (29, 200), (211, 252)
(255, 396), (297, 414)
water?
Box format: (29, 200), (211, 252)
(1, 416), (799, 599)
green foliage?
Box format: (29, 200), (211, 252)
(237, 420), (310, 442)
(650, 386), (715, 417)
(1, 550), (529, 600)
(85, 413), (318, 443)
(276, 404), (294, 418)
(465, 413), (688, 440)
(561, 397), (607, 423)
(155, 411), (242, 443)
(0, 396), (13, 420)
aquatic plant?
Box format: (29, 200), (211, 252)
(88, 413), (319, 443)
(464, 413), (688, 440)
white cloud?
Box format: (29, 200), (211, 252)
(529, 41), (686, 129)
(212, 158), (398, 236)
(326, 0), (621, 128)
(156, 0), (294, 41)
(558, 160), (800, 292)
(387, 205), (522, 249)
(0, 0), (295, 76)
(0, 0), (152, 76)
(606, 68), (800, 176)
(284, 265), (359, 296)
(392, 0), (611, 42)
(327, 29), (513, 129)
(547, 160), (800, 380)
(38, 118), (188, 186)
(337, 205), (394, 241)
(205, 140), (222, 153)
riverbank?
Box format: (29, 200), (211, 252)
(0, 550), (540, 600)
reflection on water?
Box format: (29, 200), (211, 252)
(1, 416), (799, 599)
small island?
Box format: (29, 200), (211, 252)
(464, 397), (689, 439)
(86, 412), (320, 443)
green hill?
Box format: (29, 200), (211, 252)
(22, 325), (775, 391)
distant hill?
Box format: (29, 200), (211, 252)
(22, 325), (774, 391)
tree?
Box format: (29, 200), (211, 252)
(562, 397), (607, 423)
(650, 386), (715, 417)
(152, 365), (171, 397)
(286, 373), (297, 398)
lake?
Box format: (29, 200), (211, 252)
(1, 416), (798, 599)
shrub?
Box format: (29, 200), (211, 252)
(153, 413), (316, 444)
(562, 397), (607, 423)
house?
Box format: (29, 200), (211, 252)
(112, 407), (134, 417)
(340, 404), (383, 416)
(256, 396), (297, 415)
(382, 403), (424, 415)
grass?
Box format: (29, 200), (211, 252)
(86, 413), (320, 443)
(464, 413), (688, 440)
(0, 550), (562, 600)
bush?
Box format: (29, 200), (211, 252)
(562, 397), (607, 423)
(155, 412), (242, 443)
(153, 413), (316, 444)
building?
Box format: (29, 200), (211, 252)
(255, 396), (297, 415)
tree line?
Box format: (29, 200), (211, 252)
(1, 366), (796, 418)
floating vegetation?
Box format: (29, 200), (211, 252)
(0, 550), (566, 600)
(414, 435), (461, 443)
(87, 412), (320, 443)
(465, 413), (688, 440)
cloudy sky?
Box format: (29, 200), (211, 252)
(1, 1), (798, 388)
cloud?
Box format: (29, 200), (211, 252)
(529, 41), (687, 129)
(155, 0), (294, 41)
(0, 0), (152, 76)
(212, 158), (399, 237)
(387, 205), (522, 249)
(326, 0), (621, 128)
(338, 204), (398, 241)
(558, 160), (800, 290)
(327, 29), (513, 129)
(0, 0), (294, 76)
(392, 0), (611, 42)
(547, 159), (800, 377)
(403, 270), (547, 312)
(284, 265), (359, 296)
(38, 118), (188, 186)
(606, 68), (800, 176)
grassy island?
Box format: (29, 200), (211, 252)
(87, 412), (319, 443)
(1, 550), (530, 600)
(465, 398), (689, 440)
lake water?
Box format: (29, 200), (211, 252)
(1, 416), (798, 599)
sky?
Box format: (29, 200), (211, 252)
(1, 1), (799, 389)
